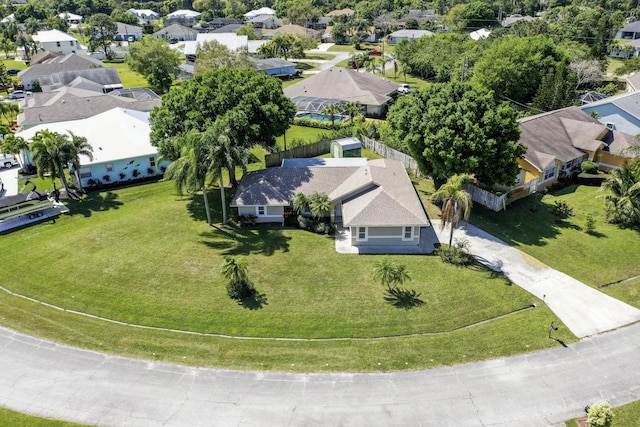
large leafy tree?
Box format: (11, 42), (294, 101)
(150, 68), (295, 168)
(433, 174), (473, 247)
(194, 40), (251, 75)
(86, 13), (117, 59)
(531, 58), (578, 113)
(127, 35), (181, 94)
(472, 35), (564, 104)
(257, 33), (311, 60)
(386, 81), (524, 187)
(599, 160), (640, 228)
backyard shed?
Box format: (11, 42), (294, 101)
(331, 137), (361, 158)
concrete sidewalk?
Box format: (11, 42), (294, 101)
(433, 220), (640, 338)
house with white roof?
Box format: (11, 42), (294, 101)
(244, 7), (276, 19)
(183, 33), (249, 61)
(16, 108), (167, 188)
(127, 8), (160, 24)
(386, 29), (433, 44)
(231, 158), (435, 253)
(165, 9), (202, 27)
(58, 12), (83, 26)
(31, 30), (83, 55)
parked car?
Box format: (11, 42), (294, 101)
(6, 68), (21, 76)
(398, 84), (412, 94)
(0, 153), (19, 168)
(368, 49), (383, 56)
(9, 90), (32, 100)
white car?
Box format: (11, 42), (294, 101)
(398, 84), (412, 95)
(0, 154), (19, 168)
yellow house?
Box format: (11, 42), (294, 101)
(510, 107), (639, 199)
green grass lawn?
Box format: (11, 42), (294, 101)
(0, 179), (571, 372)
(104, 60), (148, 89)
(276, 125), (333, 150)
(471, 184), (640, 304)
(0, 408), (92, 427)
(607, 58), (626, 74)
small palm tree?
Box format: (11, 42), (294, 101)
(220, 256), (248, 284)
(599, 160), (640, 227)
(433, 174), (474, 247)
(308, 191), (331, 219)
(63, 131), (94, 193)
(292, 192), (309, 214)
(321, 104), (341, 128)
(373, 259), (410, 292)
(343, 101), (363, 123)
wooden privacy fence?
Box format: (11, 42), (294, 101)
(360, 136), (422, 176)
(466, 184), (508, 212)
(265, 139), (331, 167)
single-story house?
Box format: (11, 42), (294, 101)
(18, 86), (161, 129)
(270, 24), (319, 39)
(512, 107), (639, 196)
(16, 108), (167, 188)
(115, 22), (143, 42)
(165, 9), (201, 27)
(30, 30), (83, 56)
(197, 18), (244, 30)
(183, 33), (249, 61)
(59, 12), (82, 26)
(249, 57), (296, 77)
(247, 14), (281, 29)
(127, 8), (159, 24)
(17, 53), (121, 92)
(230, 158), (432, 251)
(501, 14), (534, 28)
(580, 90), (640, 135)
(154, 23), (199, 41)
(616, 20), (640, 39)
(323, 25), (377, 43)
(283, 67), (399, 117)
(386, 29), (433, 44)
(326, 8), (354, 17)
(244, 7), (276, 19)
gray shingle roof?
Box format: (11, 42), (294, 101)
(231, 159), (429, 227)
(18, 54), (105, 79)
(249, 57), (296, 71)
(283, 67), (399, 107)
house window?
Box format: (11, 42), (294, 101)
(257, 206), (266, 216)
(149, 157), (156, 167)
(403, 226), (413, 240)
(106, 163), (113, 172)
(56, 41), (61, 47)
(543, 164), (557, 181)
(79, 168), (92, 178)
(357, 227), (367, 241)
(70, 41), (74, 46)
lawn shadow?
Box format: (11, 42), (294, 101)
(585, 230), (607, 238)
(383, 288), (425, 309)
(201, 226), (291, 256)
(466, 256), (513, 285)
(66, 191), (123, 217)
(239, 291), (268, 310)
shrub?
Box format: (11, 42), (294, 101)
(584, 213), (596, 234)
(581, 161), (599, 174)
(587, 402), (614, 427)
(297, 215), (335, 235)
(551, 200), (574, 219)
(438, 238), (474, 266)
(226, 279), (255, 301)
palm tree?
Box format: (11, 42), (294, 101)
(63, 131), (94, 193)
(292, 192), (309, 214)
(432, 174), (474, 247)
(0, 98), (18, 121)
(373, 258), (410, 292)
(220, 256), (248, 285)
(380, 54), (392, 76)
(1, 134), (29, 166)
(343, 101), (363, 123)
(599, 160), (640, 227)
(29, 130), (73, 196)
(308, 191), (331, 219)
(321, 103), (341, 128)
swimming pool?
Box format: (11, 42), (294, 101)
(295, 112), (345, 122)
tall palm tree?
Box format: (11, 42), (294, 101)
(373, 258), (410, 292)
(321, 103), (341, 128)
(432, 174), (473, 247)
(599, 160), (640, 227)
(63, 131), (94, 193)
(343, 101), (363, 123)
(29, 130), (73, 196)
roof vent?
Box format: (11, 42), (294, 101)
(606, 122), (615, 130)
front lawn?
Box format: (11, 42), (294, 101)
(0, 179), (569, 372)
(472, 185), (640, 301)
(0, 408), (91, 427)
(104, 60), (148, 89)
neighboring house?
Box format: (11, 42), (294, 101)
(127, 8), (160, 24)
(165, 9), (202, 27)
(17, 53), (121, 92)
(580, 90), (640, 135)
(30, 50), (63, 65)
(154, 24), (198, 41)
(31, 30), (83, 55)
(115, 22), (143, 42)
(59, 12), (82, 26)
(270, 24), (319, 39)
(615, 20), (640, 39)
(283, 67), (399, 117)
(183, 33), (249, 62)
(249, 57), (296, 77)
(386, 29), (433, 44)
(323, 25), (378, 43)
(247, 14), (281, 29)
(326, 8), (354, 18)
(395, 9), (438, 28)
(230, 158), (432, 252)
(501, 14), (533, 28)
(16, 108), (167, 188)
(18, 86), (161, 129)
(513, 107), (639, 196)
(197, 18), (244, 31)
(470, 28), (491, 40)
(244, 7), (276, 20)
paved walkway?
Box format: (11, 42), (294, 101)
(433, 221), (640, 338)
(0, 165), (19, 197)
(2, 323), (640, 426)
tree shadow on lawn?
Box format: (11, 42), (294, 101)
(384, 287), (425, 309)
(67, 191), (123, 217)
(239, 291), (268, 310)
(200, 226), (291, 256)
